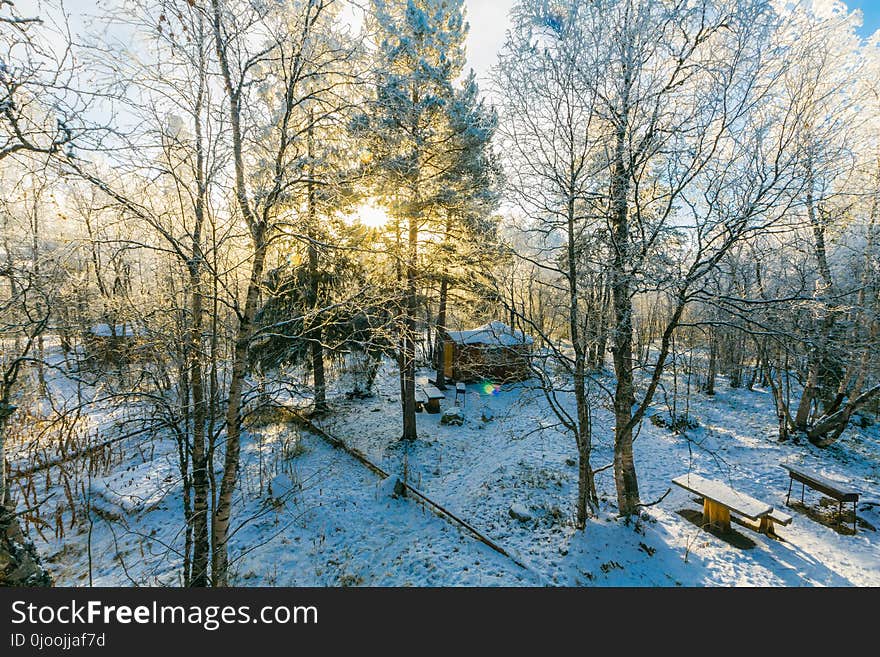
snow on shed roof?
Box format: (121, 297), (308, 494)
(446, 321), (534, 346)
(89, 323), (142, 337)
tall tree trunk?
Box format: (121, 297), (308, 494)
(592, 279), (610, 371)
(0, 411), (11, 508)
(183, 24), (211, 586)
(434, 274), (449, 388)
(29, 194), (46, 391)
(610, 99), (640, 516)
(402, 209), (418, 441)
(566, 189), (595, 528)
(795, 163), (836, 429)
(212, 236), (267, 585)
(400, 75), (420, 443)
(188, 261), (210, 586)
(176, 365), (193, 587)
(309, 271), (327, 413)
(307, 115), (327, 413)
(209, 0), (271, 585)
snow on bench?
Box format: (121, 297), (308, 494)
(422, 385), (445, 413)
(454, 381), (466, 406)
(672, 474), (772, 520)
(415, 389), (428, 412)
(423, 385), (445, 400)
(781, 464), (859, 502)
(671, 473), (789, 535)
(782, 462), (860, 533)
(767, 508), (792, 526)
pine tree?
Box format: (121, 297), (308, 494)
(431, 71), (501, 387)
(358, 0), (473, 440)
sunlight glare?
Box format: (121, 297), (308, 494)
(355, 202), (391, 229)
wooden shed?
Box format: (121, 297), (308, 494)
(443, 321), (534, 383)
(82, 323), (144, 364)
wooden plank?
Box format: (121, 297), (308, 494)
(781, 464), (859, 502)
(672, 474), (772, 520)
(767, 509), (792, 525)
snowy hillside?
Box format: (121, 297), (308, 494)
(11, 359), (878, 587)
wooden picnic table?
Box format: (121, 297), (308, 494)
(782, 463), (859, 533)
(414, 388), (428, 412)
(672, 473), (790, 536)
(422, 385), (445, 414)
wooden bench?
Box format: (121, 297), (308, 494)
(782, 463), (860, 533)
(422, 385), (445, 414)
(414, 389), (428, 413)
(672, 474), (788, 536)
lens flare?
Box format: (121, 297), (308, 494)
(482, 381), (500, 395)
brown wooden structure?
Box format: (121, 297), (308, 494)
(672, 473), (791, 536)
(82, 323), (145, 364)
(443, 321), (533, 383)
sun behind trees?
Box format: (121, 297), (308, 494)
(0, 0), (879, 588)
(353, 0), (500, 442)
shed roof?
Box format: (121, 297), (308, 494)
(89, 323), (142, 337)
(446, 321), (534, 347)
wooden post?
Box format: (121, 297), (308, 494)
(702, 498), (731, 532)
(443, 342), (454, 379)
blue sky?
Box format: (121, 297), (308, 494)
(849, 1), (880, 37)
(466, 1), (880, 82)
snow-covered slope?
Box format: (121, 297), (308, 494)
(12, 357), (880, 586)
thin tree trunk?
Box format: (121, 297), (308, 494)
(593, 278), (610, 371)
(0, 414), (10, 508)
(795, 163), (837, 429)
(400, 75), (420, 443)
(188, 261), (210, 586)
(175, 367), (193, 587)
(704, 328), (716, 395)
(566, 188), (595, 528)
(187, 24), (211, 586)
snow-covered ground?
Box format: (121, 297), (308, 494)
(314, 362), (880, 586)
(9, 355), (880, 586)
